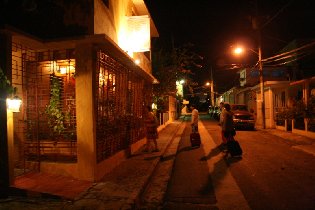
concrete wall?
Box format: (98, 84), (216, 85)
(94, 0), (117, 42)
(94, 0), (152, 73)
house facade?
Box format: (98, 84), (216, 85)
(274, 77), (315, 139)
(219, 65), (315, 136)
(219, 66), (289, 128)
(1, 0), (160, 183)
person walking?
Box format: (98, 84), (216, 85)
(190, 104), (199, 133)
(144, 106), (159, 152)
(222, 103), (242, 157)
(219, 102), (227, 144)
(221, 103), (235, 141)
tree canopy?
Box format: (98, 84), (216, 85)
(152, 43), (203, 100)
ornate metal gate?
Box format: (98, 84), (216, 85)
(96, 51), (152, 162)
(12, 44), (77, 176)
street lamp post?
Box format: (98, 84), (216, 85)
(258, 45), (265, 129)
(233, 45), (265, 129)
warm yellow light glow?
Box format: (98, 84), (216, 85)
(234, 47), (244, 55)
(152, 103), (157, 110)
(47, 59), (76, 76)
(176, 80), (184, 97)
(119, 15), (150, 53)
(206, 82), (210, 86)
(59, 66), (67, 74)
(127, 51), (134, 58)
(176, 80), (185, 85)
(7, 97), (22, 113)
(135, 59), (140, 65)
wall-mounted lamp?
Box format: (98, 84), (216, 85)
(134, 59), (140, 65)
(6, 96), (22, 112)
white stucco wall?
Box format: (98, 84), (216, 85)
(93, 0), (152, 73)
(94, 0), (117, 42)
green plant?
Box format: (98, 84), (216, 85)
(276, 99), (308, 124)
(45, 74), (65, 136)
(0, 68), (16, 96)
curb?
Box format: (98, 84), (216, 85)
(125, 120), (185, 209)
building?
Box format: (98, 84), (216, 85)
(218, 39), (315, 131)
(0, 0), (159, 184)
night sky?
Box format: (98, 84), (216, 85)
(144, 0), (315, 93)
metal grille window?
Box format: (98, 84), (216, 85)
(12, 45), (77, 173)
(96, 51), (152, 162)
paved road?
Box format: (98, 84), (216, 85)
(202, 117), (315, 210)
(163, 117), (217, 210)
(143, 114), (315, 210)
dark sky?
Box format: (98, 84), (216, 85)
(144, 0), (315, 92)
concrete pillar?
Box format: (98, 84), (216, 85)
(256, 91), (263, 127)
(268, 88), (275, 128)
(7, 111), (14, 185)
(169, 96), (176, 121)
(304, 79), (310, 104)
(75, 43), (97, 181)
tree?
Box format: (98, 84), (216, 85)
(152, 43), (203, 111)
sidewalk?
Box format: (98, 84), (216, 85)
(63, 120), (185, 210)
(259, 128), (315, 156)
(1, 119), (185, 210)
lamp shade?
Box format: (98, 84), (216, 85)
(7, 96), (22, 112)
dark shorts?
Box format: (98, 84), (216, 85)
(192, 125), (198, 133)
(146, 127), (158, 139)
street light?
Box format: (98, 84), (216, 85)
(232, 45), (265, 129)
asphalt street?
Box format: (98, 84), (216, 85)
(202, 116), (315, 210)
(143, 115), (315, 210)
(1, 114), (315, 210)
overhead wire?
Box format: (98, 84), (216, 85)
(262, 40), (315, 63)
(264, 53), (312, 67)
(260, 0), (295, 29)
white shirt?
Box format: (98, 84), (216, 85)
(191, 108), (199, 125)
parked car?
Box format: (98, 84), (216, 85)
(209, 106), (220, 120)
(231, 104), (255, 130)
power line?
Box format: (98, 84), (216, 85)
(262, 40), (315, 63)
(261, 0), (295, 29)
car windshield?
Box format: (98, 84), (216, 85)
(231, 105), (248, 111)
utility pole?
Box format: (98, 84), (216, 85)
(258, 35), (265, 129)
(254, 0), (265, 129)
(210, 67), (214, 106)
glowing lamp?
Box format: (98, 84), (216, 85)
(233, 47), (244, 55)
(7, 96), (22, 112)
(152, 103), (157, 110)
(135, 59), (140, 65)
(124, 15), (150, 52)
(59, 66), (67, 74)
